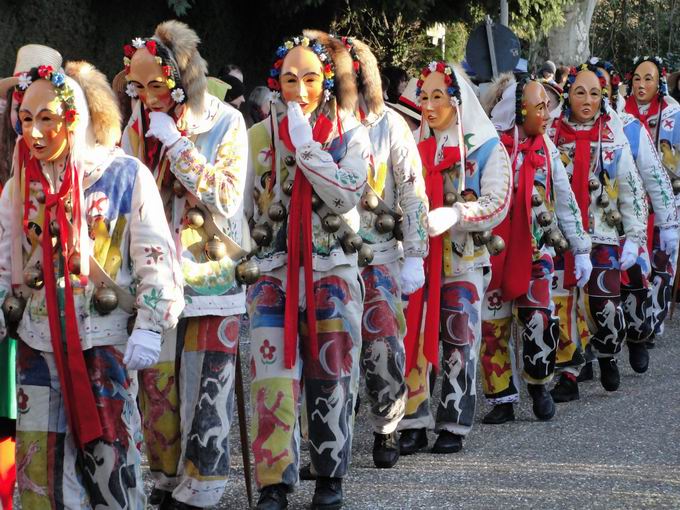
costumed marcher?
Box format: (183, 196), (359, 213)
(0, 56), (183, 508)
(397, 61), (512, 455)
(385, 77), (422, 142)
(245, 33), (370, 509)
(478, 74), (592, 424)
(120, 21), (251, 509)
(549, 63), (648, 401)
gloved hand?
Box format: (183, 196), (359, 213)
(620, 239), (639, 271)
(573, 253), (593, 288)
(400, 257), (425, 295)
(287, 101), (313, 149)
(427, 207), (460, 237)
(146, 111), (181, 147)
(659, 226), (679, 260)
(123, 329), (162, 370)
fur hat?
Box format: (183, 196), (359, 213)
(344, 37), (383, 116)
(481, 72), (515, 115)
(65, 61), (121, 148)
(153, 20), (208, 113)
(303, 29), (358, 112)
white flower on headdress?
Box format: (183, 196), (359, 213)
(17, 73), (32, 90)
(633, 56), (640, 64)
(171, 88), (186, 103)
(125, 82), (138, 98)
(271, 90), (281, 101)
(319, 53), (327, 62)
(449, 97), (459, 106)
(444, 67), (452, 75)
(293, 36), (300, 45)
(589, 57), (598, 65)
(324, 89), (331, 102)
(428, 62), (437, 72)
(132, 38), (145, 49)
(643, 55), (649, 60)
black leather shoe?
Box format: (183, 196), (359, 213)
(431, 431), (463, 454)
(159, 497), (200, 510)
(482, 403), (515, 424)
(598, 357), (620, 391)
(628, 341), (649, 373)
(312, 477), (343, 510)
(550, 373), (579, 403)
(373, 431), (400, 468)
(645, 335), (656, 349)
(300, 462), (316, 481)
(149, 488), (170, 506)
(576, 361), (594, 382)
(256, 484), (289, 510)
(527, 383), (556, 421)
(399, 428), (428, 455)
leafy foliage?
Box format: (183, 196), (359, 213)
(167, 0), (194, 16)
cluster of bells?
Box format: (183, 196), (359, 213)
(673, 178), (680, 196)
(443, 189), (506, 256)
(588, 178), (623, 228)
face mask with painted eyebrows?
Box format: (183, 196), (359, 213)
(632, 61), (659, 105)
(280, 46), (325, 115)
(521, 81), (551, 137)
(127, 48), (175, 113)
(19, 79), (69, 162)
(569, 70), (601, 124)
(419, 72), (456, 131)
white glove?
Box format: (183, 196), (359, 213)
(146, 112), (181, 147)
(427, 207), (460, 237)
(620, 239), (639, 271)
(400, 257), (425, 295)
(659, 227), (679, 260)
(573, 253), (593, 288)
(123, 329), (162, 370)
(287, 101), (313, 149)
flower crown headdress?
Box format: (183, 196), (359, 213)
(416, 61), (462, 106)
(123, 37), (187, 104)
(589, 57), (622, 109)
(625, 55), (668, 99)
(561, 62), (608, 117)
(13, 65), (78, 126)
(338, 36), (361, 77)
(267, 36), (336, 103)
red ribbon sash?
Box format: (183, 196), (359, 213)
(624, 95), (660, 136)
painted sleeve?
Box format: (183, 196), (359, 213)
(636, 127), (678, 228)
(0, 181), (15, 340)
(617, 145), (649, 245)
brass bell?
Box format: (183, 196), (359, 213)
(341, 233), (364, 253)
(68, 253), (81, 275)
(204, 236), (227, 261)
(487, 235), (506, 256)
(64, 199), (72, 214)
(672, 178), (680, 195)
(235, 258), (261, 285)
(375, 214), (395, 234)
(93, 286), (118, 315)
(462, 190), (478, 202)
(311, 193), (323, 211)
(282, 180), (294, 196)
(361, 191), (379, 211)
(548, 230), (563, 247)
(2, 295), (26, 324)
(598, 193), (610, 208)
(260, 172), (272, 189)
(537, 211), (553, 227)
(444, 192), (458, 206)
(554, 238), (570, 254)
(531, 194), (544, 207)
(251, 223), (272, 247)
(357, 244), (374, 267)
(186, 207), (205, 229)
(173, 179), (186, 198)
(268, 201), (287, 222)
(284, 155), (296, 167)
(394, 221), (404, 241)
(23, 265), (44, 290)
(49, 219), (60, 237)
(472, 230), (492, 246)
(605, 210), (622, 227)
(322, 214), (341, 233)
(588, 178), (600, 192)
(35, 190), (46, 204)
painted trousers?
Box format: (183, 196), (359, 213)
(648, 227), (674, 336)
(138, 315), (240, 507)
(480, 254), (559, 404)
(360, 262), (407, 434)
(247, 265), (363, 489)
(621, 246), (653, 344)
(15, 340), (145, 509)
(398, 268), (488, 437)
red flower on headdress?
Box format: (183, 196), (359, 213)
(64, 109), (77, 123)
(353, 61), (360, 73)
(436, 62), (446, 73)
(662, 68), (668, 77)
(624, 72), (633, 82)
(162, 65), (173, 77)
(444, 74), (452, 85)
(12, 90), (23, 103)
(599, 77), (607, 88)
(416, 79), (424, 88)
(146, 40), (157, 55)
(37, 65), (53, 79)
(274, 59), (283, 69)
(324, 64), (332, 74)
(123, 44), (135, 58)
(267, 77), (280, 90)
(611, 75), (621, 86)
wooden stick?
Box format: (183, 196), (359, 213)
(235, 345), (253, 508)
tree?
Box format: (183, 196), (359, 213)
(546, 0), (597, 65)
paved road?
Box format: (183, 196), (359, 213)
(211, 315), (680, 509)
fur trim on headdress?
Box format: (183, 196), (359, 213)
(65, 61), (121, 148)
(346, 37), (383, 115)
(303, 29), (358, 112)
(481, 72), (515, 115)
(154, 20), (208, 112)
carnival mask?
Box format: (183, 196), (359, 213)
(569, 70), (601, 124)
(420, 72), (456, 131)
(280, 46), (325, 115)
(521, 81), (550, 137)
(19, 79), (69, 162)
(632, 61), (659, 105)
(127, 48), (176, 113)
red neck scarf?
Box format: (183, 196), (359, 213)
(624, 95), (660, 136)
(278, 114), (334, 369)
(19, 141), (102, 448)
(404, 136), (461, 374)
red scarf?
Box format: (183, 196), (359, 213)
(624, 95), (660, 136)
(496, 133), (548, 300)
(20, 141), (102, 448)
(404, 136), (461, 374)
(554, 117), (602, 287)
(278, 114), (334, 369)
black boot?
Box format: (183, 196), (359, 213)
(398, 428), (428, 455)
(645, 335), (656, 349)
(576, 361), (594, 382)
(149, 488), (170, 506)
(312, 477), (343, 510)
(159, 497), (200, 510)
(256, 484), (289, 510)
(372, 431), (400, 468)
(550, 373), (579, 403)
(482, 403), (515, 424)
(598, 357), (620, 391)
(527, 383), (556, 421)
(299, 462), (316, 481)
(628, 341), (650, 373)
(431, 431), (463, 454)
